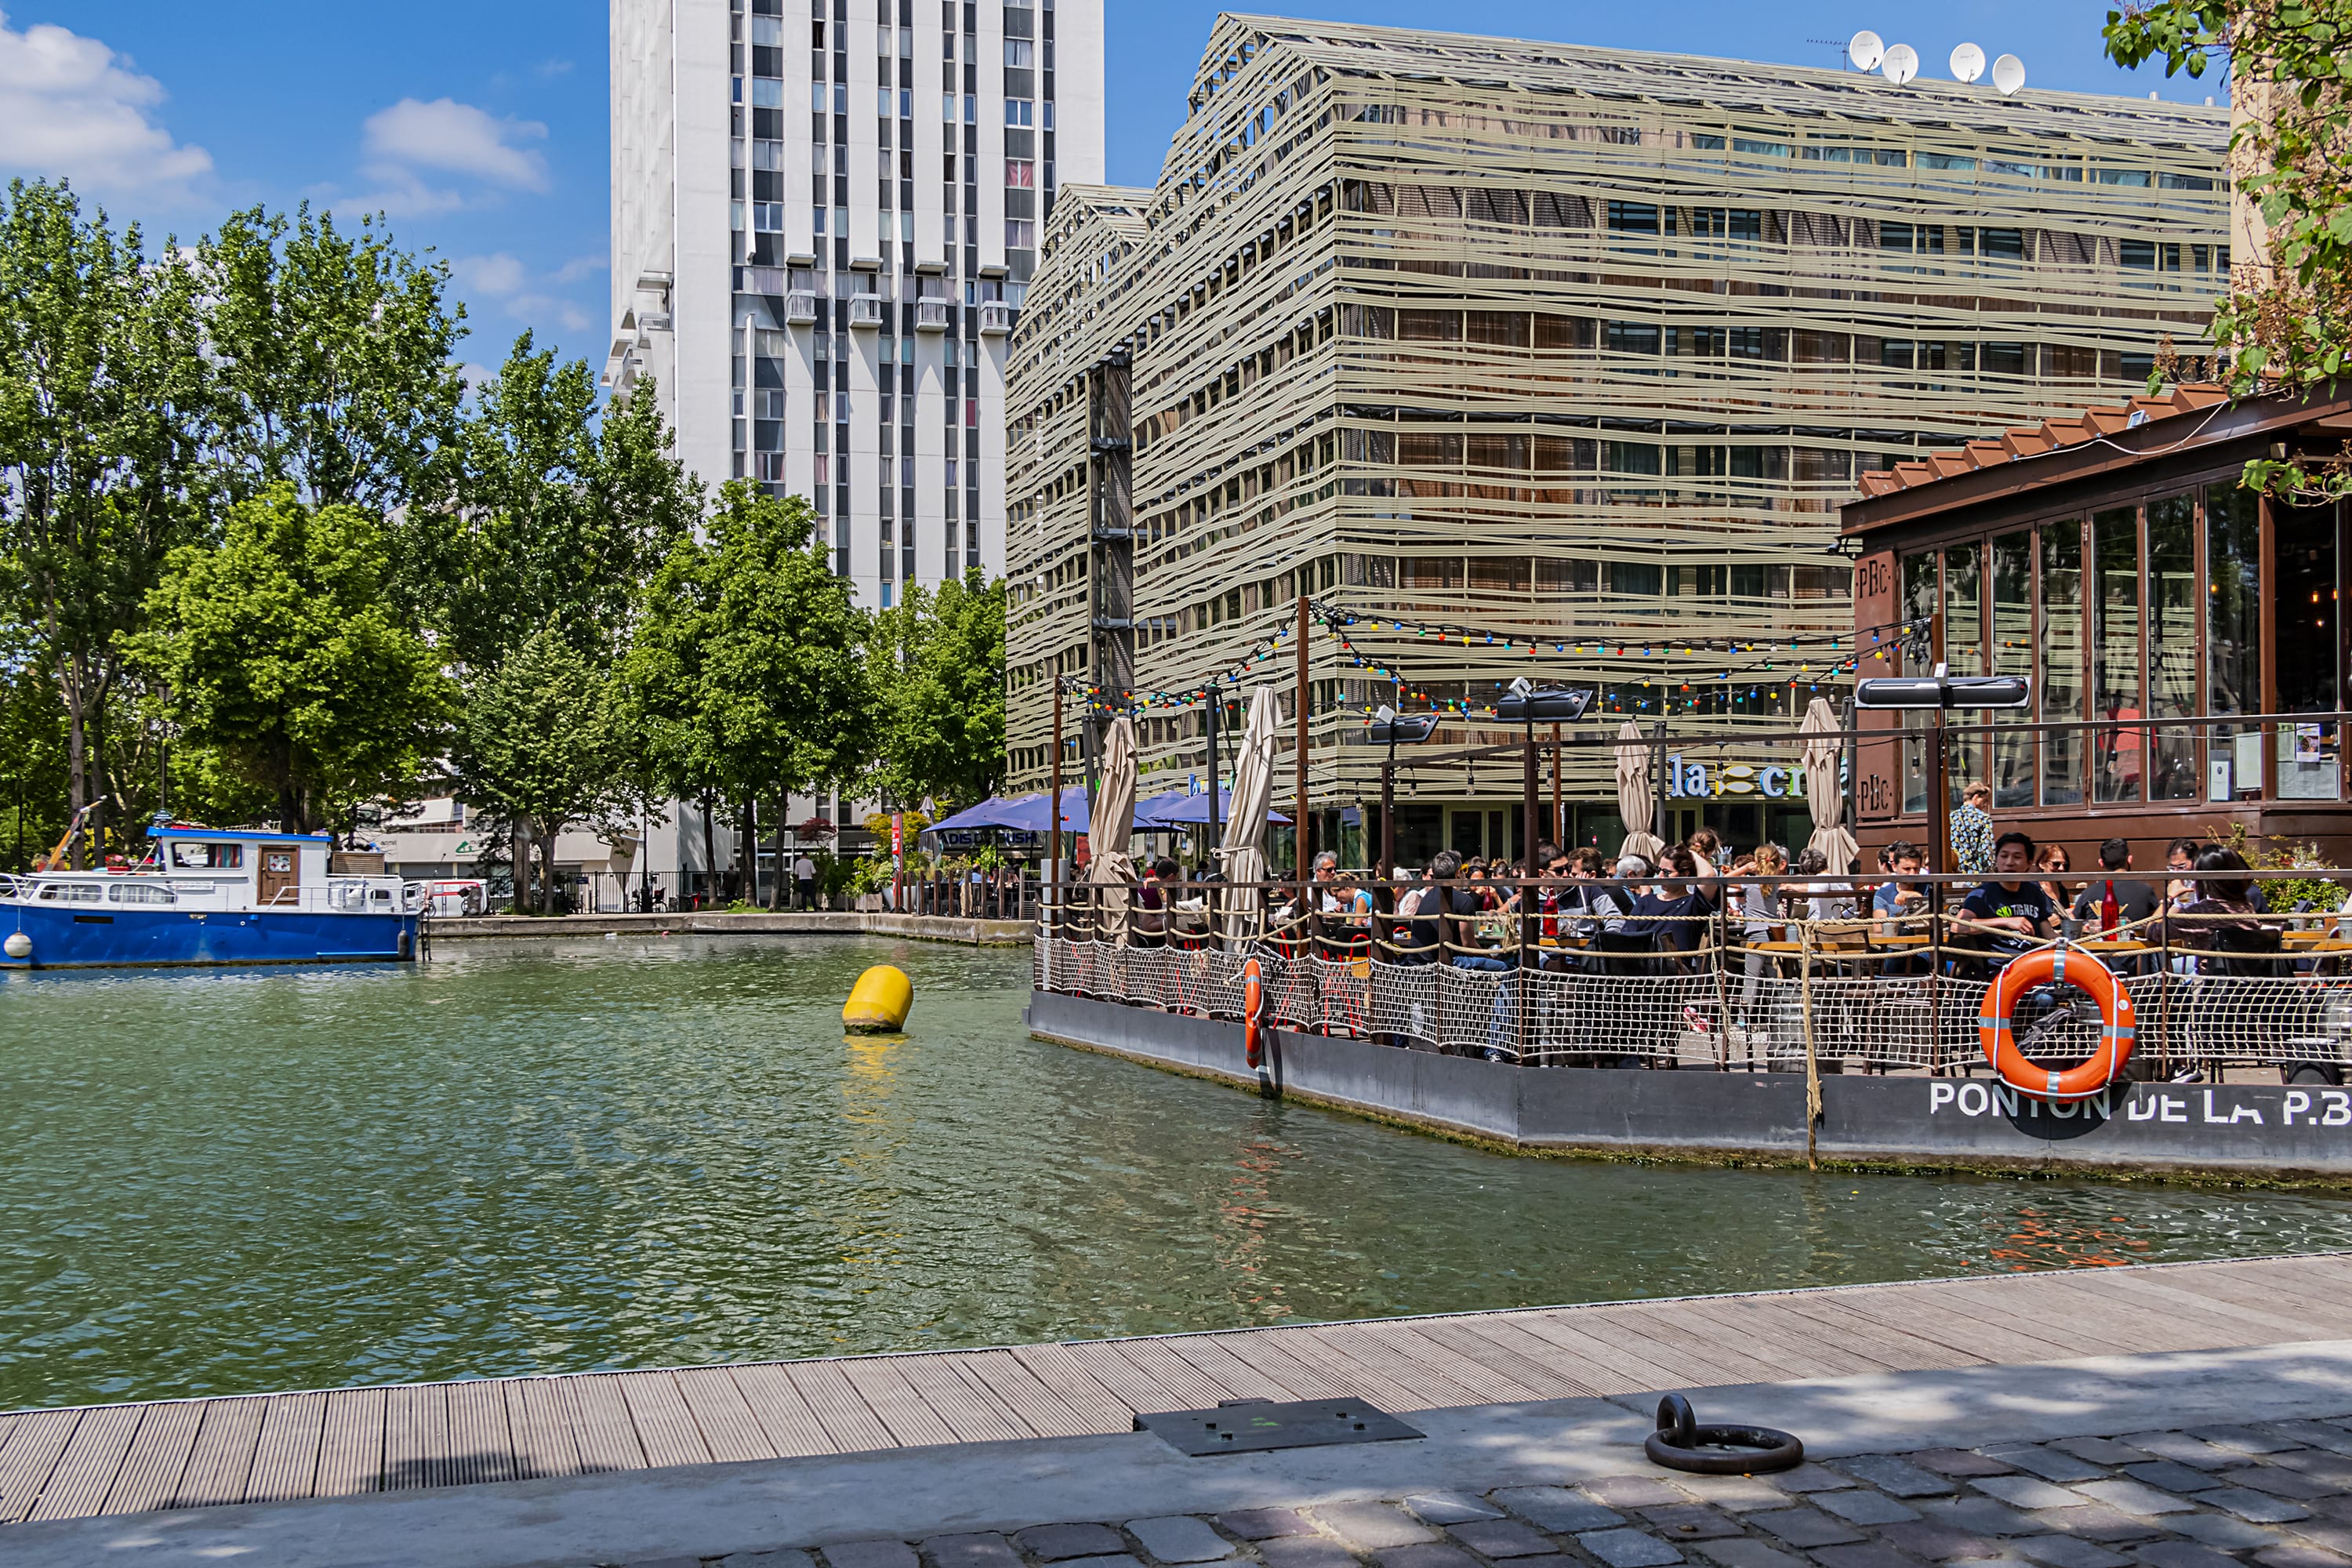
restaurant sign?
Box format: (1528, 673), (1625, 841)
(1664, 754), (1821, 801)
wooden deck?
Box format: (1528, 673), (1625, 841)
(5, 1254), (2352, 1527)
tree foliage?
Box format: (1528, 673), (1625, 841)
(0, 179), (211, 861)
(453, 628), (635, 913)
(870, 571), (1007, 812)
(429, 339), (697, 670)
(133, 488), (454, 835)
(199, 204), (466, 524)
(627, 482), (879, 826)
(2107, 0), (2352, 494)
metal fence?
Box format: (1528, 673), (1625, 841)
(1032, 876), (2352, 1080)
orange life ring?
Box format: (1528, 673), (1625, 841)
(1242, 956), (1266, 1068)
(1976, 945), (2136, 1101)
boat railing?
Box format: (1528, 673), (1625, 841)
(1032, 871), (2352, 1079)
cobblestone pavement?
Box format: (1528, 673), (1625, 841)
(601, 1417), (2352, 1568)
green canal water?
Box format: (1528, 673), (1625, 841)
(5, 935), (2352, 1411)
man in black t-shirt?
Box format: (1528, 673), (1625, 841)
(1959, 832), (2056, 955)
(2070, 837), (2160, 931)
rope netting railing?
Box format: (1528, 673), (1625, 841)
(1032, 877), (2352, 1076)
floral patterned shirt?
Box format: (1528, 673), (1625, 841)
(1950, 802), (1995, 877)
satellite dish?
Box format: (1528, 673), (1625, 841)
(1992, 53), (2026, 96)
(1950, 42), (1986, 84)
(1881, 43), (1918, 85)
(1847, 30), (1884, 71)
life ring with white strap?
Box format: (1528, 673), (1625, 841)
(1976, 943), (2136, 1101)
(1242, 956), (1266, 1069)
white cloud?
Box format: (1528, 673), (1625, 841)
(554, 253), (607, 285)
(453, 252), (528, 298)
(0, 9), (212, 199)
(362, 98), (548, 192)
(453, 252), (593, 336)
(341, 165), (466, 218)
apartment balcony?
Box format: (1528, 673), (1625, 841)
(914, 299), (952, 333)
(978, 301), (1014, 336)
(782, 289), (822, 327)
(848, 295), (887, 330)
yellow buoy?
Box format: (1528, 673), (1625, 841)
(843, 964), (914, 1033)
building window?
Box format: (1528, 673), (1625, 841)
(1005, 220), (1035, 249)
(1005, 158), (1034, 187)
(1005, 99), (1033, 126)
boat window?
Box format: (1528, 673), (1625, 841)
(37, 883), (104, 902)
(170, 842), (245, 869)
(108, 884), (176, 905)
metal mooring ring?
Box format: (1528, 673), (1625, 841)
(1643, 1394), (1806, 1475)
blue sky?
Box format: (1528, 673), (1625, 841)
(2, 3), (2215, 381)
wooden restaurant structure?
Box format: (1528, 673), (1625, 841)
(1840, 382), (2352, 866)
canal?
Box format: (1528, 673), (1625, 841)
(5, 934), (2352, 1412)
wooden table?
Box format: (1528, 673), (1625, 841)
(2074, 939), (2151, 955)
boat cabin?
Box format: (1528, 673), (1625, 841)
(17, 827), (405, 915)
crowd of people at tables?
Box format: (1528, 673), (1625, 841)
(1115, 776), (2314, 981)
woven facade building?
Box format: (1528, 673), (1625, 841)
(1004, 16), (2228, 866)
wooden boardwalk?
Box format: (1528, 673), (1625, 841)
(5, 1254), (2352, 1528)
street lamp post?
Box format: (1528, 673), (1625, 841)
(1498, 681), (1596, 978)
(1854, 668), (2031, 922)
(1359, 705), (1438, 884)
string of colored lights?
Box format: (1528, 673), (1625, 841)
(1311, 603), (1934, 720)
(1306, 597), (1927, 667)
(1059, 621), (1295, 718)
(1056, 604), (1933, 723)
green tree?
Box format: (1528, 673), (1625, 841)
(626, 483), (877, 906)
(871, 571), (1007, 813)
(200, 203), (466, 547)
(133, 488), (455, 835)
(433, 345), (699, 906)
(453, 628), (635, 914)
(2106, 0), (2352, 495)
(0, 630), (68, 870)
(0, 179), (212, 865)
(432, 339), (697, 670)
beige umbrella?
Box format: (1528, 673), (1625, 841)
(1214, 686), (1282, 946)
(1615, 721), (1665, 858)
(1087, 716), (1138, 945)
(1801, 697), (1860, 873)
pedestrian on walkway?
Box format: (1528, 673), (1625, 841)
(794, 851), (818, 910)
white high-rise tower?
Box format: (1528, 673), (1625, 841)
(608, 0), (1105, 608)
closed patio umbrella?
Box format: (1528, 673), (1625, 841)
(1616, 721), (1665, 859)
(1801, 697), (1860, 873)
(1215, 686), (1282, 946)
(1087, 717), (1139, 945)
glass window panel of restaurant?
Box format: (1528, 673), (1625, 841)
(1943, 539), (1984, 805)
(2206, 481), (2261, 799)
(2092, 505), (2143, 803)
(2275, 497), (2342, 799)
(2147, 492), (2201, 800)
(1900, 550), (1938, 813)
(1991, 530), (2034, 807)
(2040, 519), (2085, 805)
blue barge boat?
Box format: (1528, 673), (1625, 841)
(2, 825), (419, 971)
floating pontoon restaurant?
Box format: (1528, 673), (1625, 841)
(1842, 383), (2352, 866)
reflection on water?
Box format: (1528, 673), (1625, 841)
(2, 934), (2350, 1410)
